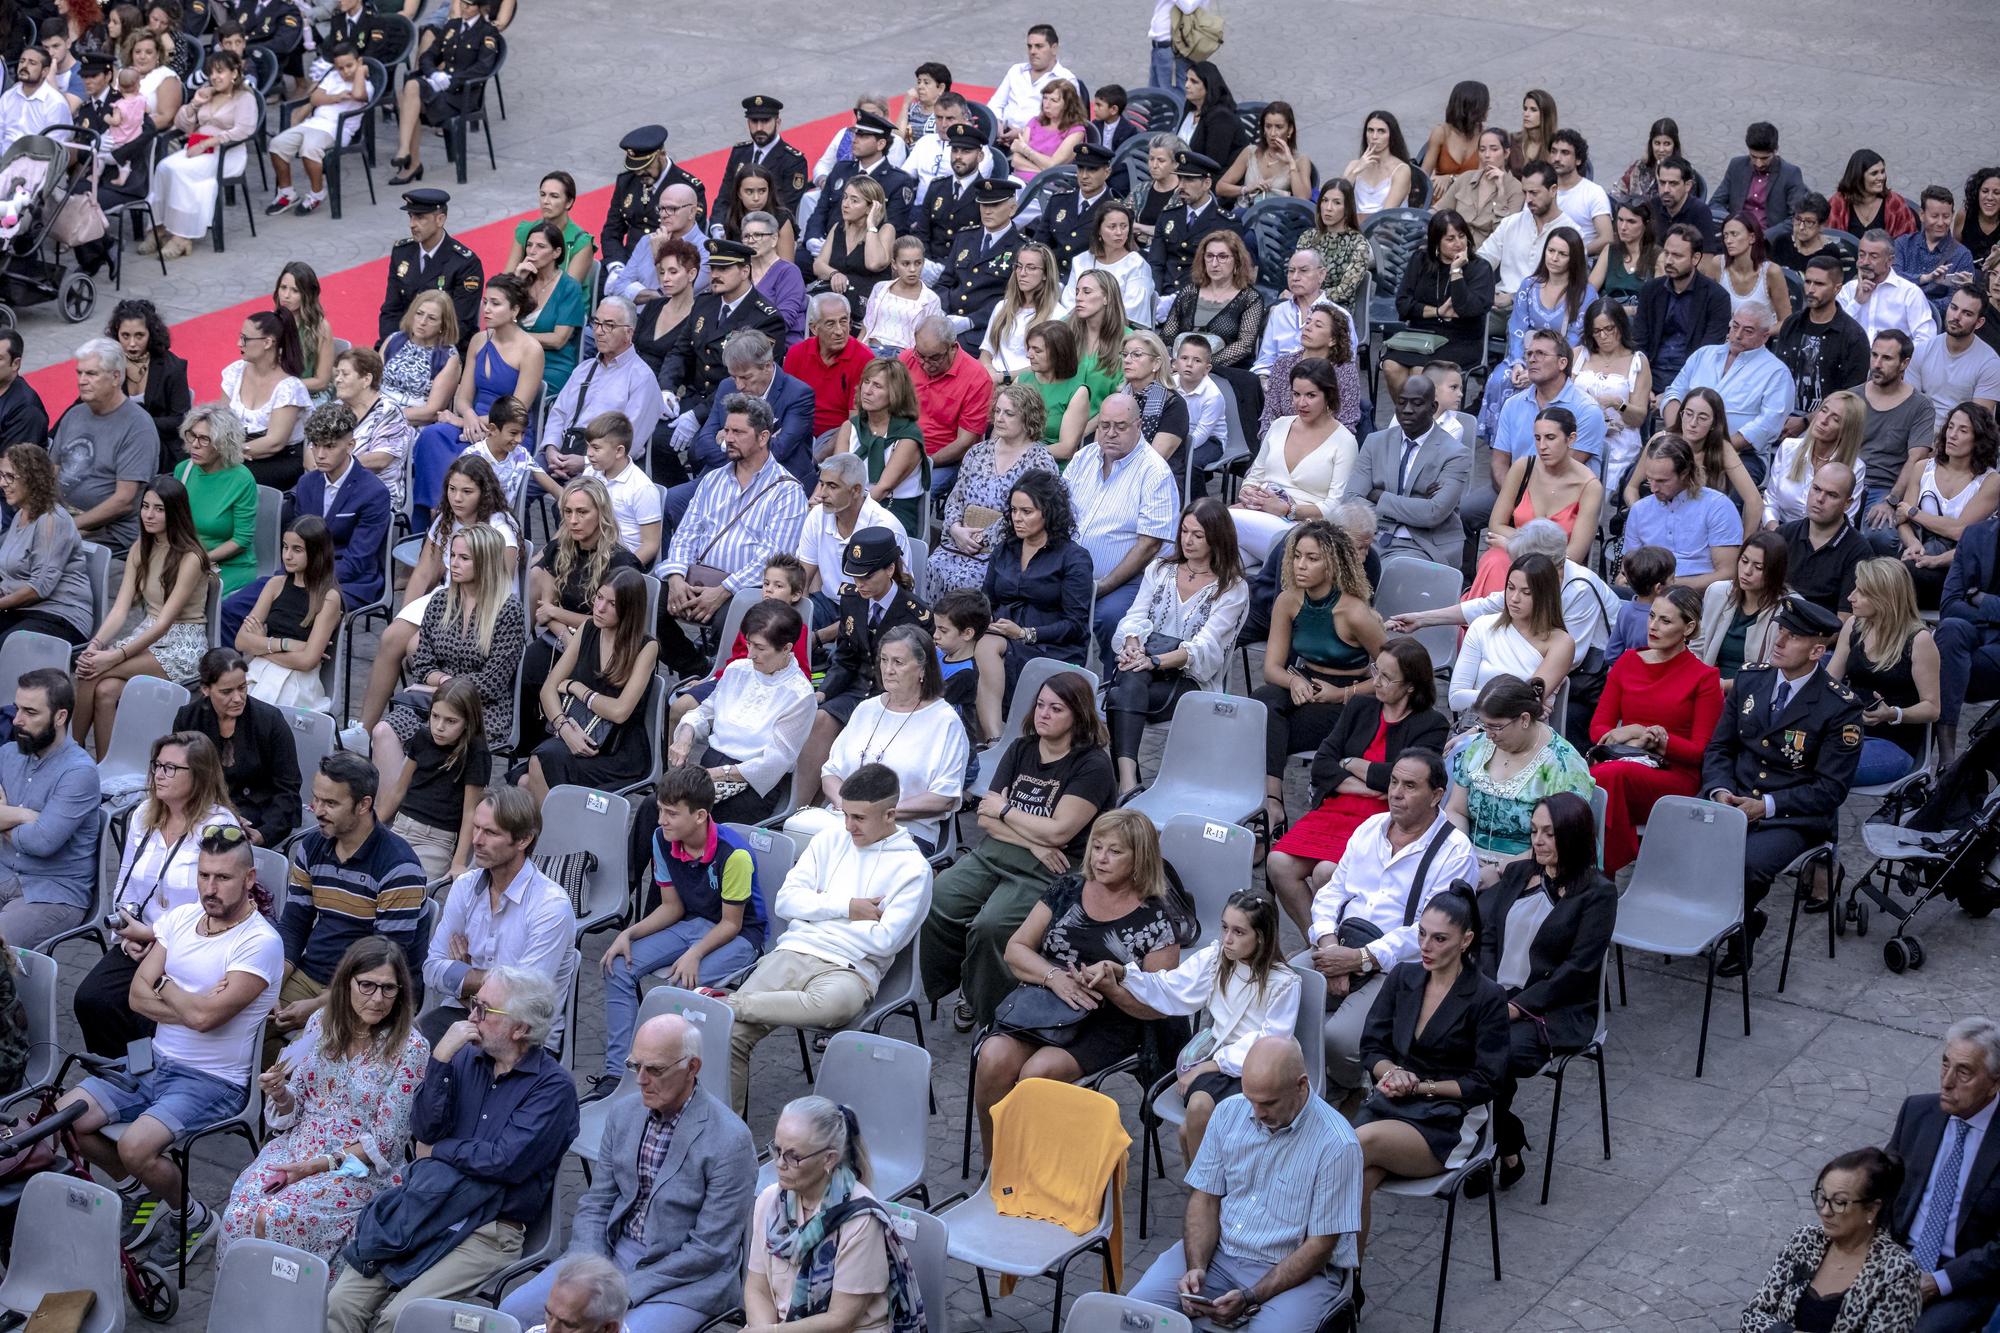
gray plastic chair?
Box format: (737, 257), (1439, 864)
(474, 1173), (566, 1303)
(1589, 785), (1608, 870)
(756, 1031), (931, 1204)
(208, 1237), (330, 1332)
(253, 846), (292, 923)
(1376, 1140), (1500, 1333)
(1123, 692), (1268, 830)
(1064, 1292), (1192, 1333)
(253, 485), (284, 577)
(0, 630), (74, 690)
(80, 541), (112, 628)
(1609, 795), (1749, 1077)
(95, 676), (191, 797)
(281, 705), (337, 817)
(706, 586), (764, 675)
(943, 1171), (1118, 1333)
(4, 948), (56, 1105)
(392, 1299), (522, 1333)
(1375, 557), (1465, 676)
(538, 785), (633, 941)
(0, 1173), (127, 1333)
(967, 659), (1098, 797)
(1157, 813), (1255, 935)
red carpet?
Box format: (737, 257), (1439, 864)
(26, 88), (990, 409)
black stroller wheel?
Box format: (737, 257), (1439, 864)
(1884, 937), (1911, 972)
(0, 304), (16, 334)
(1854, 901), (1870, 936)
(57, 271), (94, 323)
(130, 1258), (176, 1322)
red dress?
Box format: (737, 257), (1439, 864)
(1274, 716), (1390, 863)
(1588, 648), (1725, 872)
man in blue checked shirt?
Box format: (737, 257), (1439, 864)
(1127, 1037), (1363, 1331)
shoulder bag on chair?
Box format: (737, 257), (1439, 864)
(687, 478), (789, 588)
(1336, 823), (1457, 950)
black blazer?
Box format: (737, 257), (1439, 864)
(139, 350), (192, 467)
(1888, 1092), (2000, 1299)
(173, 696), (301, 849)
(1359, 961), (1511, 1109)
(1187, 108), (1251, 185)
(1307, 700), (1449, 806)
(1632, 272), (1731, 375)
(1473, 863), (1616, 1052)
(818, 585), (933, 705)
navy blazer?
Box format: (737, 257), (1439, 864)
(1708, 155), (1810, 226)
(1888, 1091), (2000, 1300)
(687, 366), (819, 485)
(284, 463), (393, 611)
(1633, 272), (1731, 377)
(1941, 515), (2000, 636)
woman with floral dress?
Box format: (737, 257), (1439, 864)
(217, 939), (428, 1267)
(926, 384), (1058, 598)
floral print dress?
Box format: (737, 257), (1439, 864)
(216, 1013), (430, 1268)
(926, 440), (1057, 599)
(1449, 730), (1593, 858)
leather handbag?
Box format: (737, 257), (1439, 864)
(991, 983), (1092, 1046)
(1587, 742), (1661, 768)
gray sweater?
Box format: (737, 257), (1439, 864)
(0, 508), (96, 638)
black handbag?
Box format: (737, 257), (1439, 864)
(388, 687), (434, 724)
(1587, 742), (1661, 768)
(1335, 824), (1458, 950)
(557, 693), (615, 753)
(990, 984), (1093, 1046)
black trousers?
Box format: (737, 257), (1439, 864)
(1106, 667), (1194, 762)
(1743, 824), (1816, 913)
(1251, 682), (1345, 779)
(1493, 1017), (1552, 1158)
(0, 610), (88, 646)
(75, 947), (153, 1058)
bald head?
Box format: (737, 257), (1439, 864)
(659, 184), (699, 236)
(1240, 1037), (1309, 1129)
(1806, 460), (1856, 526)
(1095, 391), (1141, 462)
(631, 1014), (702, 1114)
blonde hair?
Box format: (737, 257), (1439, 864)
(989, 242), (1060, 351)
(1087, 809), (1167, 900)
(441, 523), (512, 654)
(400, 290), (459, 347)
(1787, 389), (1868, 484)
(551, 476), (620, 608)
(1852, 557), (1923, 674)
(1066, 270), (1128, 380)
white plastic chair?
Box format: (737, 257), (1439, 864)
(208, 1237), (330, 1332)
(1376, 556), (1465, 676)
(95, 677), (191, 798)
(280, 706), (336, 818)
(0, 1173), (128, 1333)
(253, 846), (292, 923)
(538, 785), (632, 941)
(1608, 795), (1749, 1077)
(80, 541), (112, 629)
(944, 1168), (1118, 1333)
(755, 1032), (931, 1205)
(1123, 691), (1267, 830)
(1063, 1293), (1192, 1333)
(1157, 813), (1254, 936)
(1376, 1140), (1502, 1333)
(0, 630), (74, 689)
(392, 1300), (521, 1333)
(967, 659), (1098, 797)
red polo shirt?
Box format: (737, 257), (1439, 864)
(898, 347), (995, 455)
(784, 335), (876, 436)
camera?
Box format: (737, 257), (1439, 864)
(103, 910), (127, 930)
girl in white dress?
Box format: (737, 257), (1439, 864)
(1571, 299), (1651, 492)
(1720, 215), (1792, 321)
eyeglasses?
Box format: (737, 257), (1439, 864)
(150, 759), (189, 776)
(1475, 717), (1517, 735)
(765, 1141), (836, 1169)
(624, 1055), (693, 1081)
(742, 230), (775, 242)
(352, 978), (402, 998)
(0, 470), (15, 483)
(237, 333), (270, 345)
(1811, 1188), (1865, 1214)
(587, 319), (629, 332)
(469, 998), (510, 1018)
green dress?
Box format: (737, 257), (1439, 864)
(1021, 370), (1093, 447)
(522, 271), (589, 400)
(1449, 729), (1594, 857)
(173, 459), (259, 594)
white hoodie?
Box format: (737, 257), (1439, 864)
(772, 825), (931, 991)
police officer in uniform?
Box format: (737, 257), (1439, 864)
(658, 239), (788, 440)
(1145, 149), (1249, 303)
(72, 52), (115, 137)
(388, 0), (498, 186)
(240, 0), (304, 60)
(319, 0), (395, 65)
(1029, 141), (1116, 276)
(816, 527), (933, 727)
(803, 109), (917, 249)
(934, 177), (1022, 351)
(600, 123), (707, 269)
(1699, 595), (1861, 976)
(378, 188), (484, 350)
(916, 124), (992, 264)
(721, 94), (809, 221)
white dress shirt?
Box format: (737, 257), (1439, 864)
(423, 859), (578, 1042)
(1476, 208), (1568, 298)
(987, 59), (1080, 131)
(1839, 271), (1939, 349)
(1308, 810), (1480, 967)
(0, 81), (68, 152)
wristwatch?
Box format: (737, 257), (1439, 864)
(1356, 950), (1377, 977)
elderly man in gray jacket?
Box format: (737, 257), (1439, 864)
(1345, 375), (1470, 567)
(501, 1014), (757, 1333)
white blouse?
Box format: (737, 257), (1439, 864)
(112, 804), (242, 926)
(1243, 415), (1358, 509)
(221, 360), (312, 446)
(860, 283), (943, 351)
(1112, 559), (1250, 691)
(1059, 250), (1158, 329)
(820, 695), (969, 848)
(1913, 460), (1997, 522)
(1119, 942), (1302, 1077)
(1449, 613), (1553, 711)
(688, 657), (816, 796)
(1761, 438), (1865, 527)
(982, 305), (1048, 377)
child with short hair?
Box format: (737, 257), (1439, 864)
(1088, 84), (1128, 145)
(1607, 544), (1676, 661)
(107, 67), (148, 149)
(932, 588), (992, 744)
(460, 395), (543, 503)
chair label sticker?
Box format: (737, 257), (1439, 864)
(66, 1186), (90, 1211)
(586, 792), (609, 814)
(453, 1315), (483, 1332)
(271, 1255), (300, 1283)
(1203, 821), (1228, 843)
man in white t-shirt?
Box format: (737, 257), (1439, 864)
(1547, 129), (1611, 256)
(582, 410), (663, 565)
(1908, 289), (2000, 432)
(795, 452), (908, 615)
(60, 827), (283, 1268)
(987, 23), (1080, 135)
(264, 43), (372, 217)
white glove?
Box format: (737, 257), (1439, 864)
(427, 72), (450, 92)
(805, 237), (826, 258)
(659, 389), (680, 419)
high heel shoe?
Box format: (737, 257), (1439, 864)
(388, 163), (424, 186)
(391, 153), (412, 169)
(1463, 1150), (1527, 1198)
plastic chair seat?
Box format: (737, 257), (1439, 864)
(1610, 892), (1739, 955)
(940, 1176), (1114, 1278)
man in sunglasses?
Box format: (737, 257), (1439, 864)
(499, 1013), (757, 1332)
(59, 824), (284, 1269)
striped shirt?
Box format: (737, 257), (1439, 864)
(657, 452), (808, 593)
(280, 821), (428, 984)
(1064, 443), (1179, 579)
(1185, 1093), (1364, 1268)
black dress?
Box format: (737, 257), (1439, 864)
(530, 624), (655, 792)
(999, 876), (1178, 1075)
(519, 542), (642, 750)
(1354, 961), (1512, 1167)
(823, 224), (887, 321)
(633, 297), (694, 375)
(1845, 632), (1923, 761)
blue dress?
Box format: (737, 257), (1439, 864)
(1477, 277), (1596, 438)
(410, 340), (530, 524)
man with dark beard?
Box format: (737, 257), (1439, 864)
(0, 667), (101, 947)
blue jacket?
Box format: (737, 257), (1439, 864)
(1941, 515), (2000, 635)
(284, 464), (393, 611)
(345, 1157), (505, 1287)
(688, 367), (819, 485)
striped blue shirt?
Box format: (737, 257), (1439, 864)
(1185, 1093), (1363, 1268)
(1064, 442), (1179, 579)
(657, 452), (808, 593)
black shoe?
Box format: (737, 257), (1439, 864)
(1463, 1152), (1523, 1198)
(391, 153), (411, 169)
(1716, 919), (1762, 978)
(388, 164), (423, 186)
(579, 1074), (620, 1105)
(1802, 893), (1833, 914)
(951, 998), (975, 1033)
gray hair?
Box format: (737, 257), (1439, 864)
(181, 401), (247, 469)
(486, 965), (558, 1047)
(743, 209), (778, 233)
(75, 337), (123, 374)
(1147, 132), (1187, 158)
(1945, 1017), (2000, 1076)
(913, 313), (957, 348)
(1859, 228), (1895, 252)
(595, 295), (637, 329)
(722, 329), (775, 372)
(809, 290), (852, 325)
(1737, 301), (1777, 333)
(780, 1094), (873, 1187)
(818, 451), (867, 485)
(1290, 248), (1327, 272)
(1331, 497), (1376, 540)
(722, 392), (775, 435)
(547, 1255), (629, 1328)
(1508, 517), (1569, 564)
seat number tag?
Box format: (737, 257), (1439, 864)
(1203, 821), (1228, 843)
(586, 792), (609, 814)
(271, 1256), (300, 1283)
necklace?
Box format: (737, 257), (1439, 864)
(859, 701), (920, 765)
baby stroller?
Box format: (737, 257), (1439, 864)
(0, 131), (104, 331)
(1843, 709), (2000, 972)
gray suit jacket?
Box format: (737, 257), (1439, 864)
(1349, 421), (1472, 565)
(569, 1086), (759, 1315)
(1709, 155), (1810, 227)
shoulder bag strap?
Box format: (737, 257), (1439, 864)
(693, 476), (791, 567)
(1402, 824), (1457, 927)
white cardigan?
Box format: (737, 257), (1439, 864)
(687, 657), (816, 796)
(1243, 415), (1358, 509)
(1119, 943), (1301, 1077)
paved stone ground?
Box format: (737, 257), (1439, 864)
(10, 0), (1997, 1330)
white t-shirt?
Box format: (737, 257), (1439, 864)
(794, 499), (909, 588)
(1555, 178), (1611, 237)
(300, 64), (373, 141)
(1909, 336), (2000, 433)
(818, 695), (968, 848)
(587, 461), (662, 555)
(150, 903), (285, 1084)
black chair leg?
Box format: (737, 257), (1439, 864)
(1778, 878), (1804, 993)
(1740, 942), (1752, 1036)
(1695, 950), (1717, 1078)
(976, 1268), (992, 1319)
(1594, 1051), (1611, 1159)
(959, 1040), (977, 1179)
(794, 1026), (813, 1081)
(1827, 862), (1841, 959)
(328, 156), (343, 221)
(1137, 1117), (1150, 1241)
(1430, 1191), (1455, 1333)
(1539, 1065), (1564, 1206)
(1486, 1167), (1501, 1278)
(1615, 943), (1627, 1006)
(482, 115), (494, 171)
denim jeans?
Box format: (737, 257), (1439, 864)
(602, 918), (760, 1078)
(1147, 43), (1190, 93)
(1853, 736), (1917, 788)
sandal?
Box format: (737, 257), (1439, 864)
(1252, 798), (1288, 868)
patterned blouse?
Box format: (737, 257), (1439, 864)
(398, 592), (528, 746)
(1161, 286), (1267, 369)
(1038, 876), (1179, 971)
(1260, 348), (1364, 436)
(1449, 729), (1593, 856)
(1298, 228), (1371, 311)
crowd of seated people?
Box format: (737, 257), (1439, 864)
(1, 16), (2000, 1333)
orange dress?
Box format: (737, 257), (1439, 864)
(1434, 138), (1480, 177)
(1467, 487), (1583, 599)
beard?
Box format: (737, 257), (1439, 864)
(13, 718), (55, 755)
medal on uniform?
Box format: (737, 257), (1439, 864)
(1742, 696), (1754, 713)
(396, 261), (409, 277)
(694, 317), (704, 333)
(1783, 729), (1805, 763)
(1055, 209), (1067, 223)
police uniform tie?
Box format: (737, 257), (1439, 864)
(1772, 677), (1793, 716)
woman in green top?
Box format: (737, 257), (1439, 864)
(830, 357), (929, 533)
(512, 220), (588, 399)
(171, 402), (260, 594)
(1064, 270), (1129, 410)
(1588, 199), (1660, 307)
(503, 170), (595, 286)
(1251, 520), (1384, 839)
(1020, 319), (1096, 461)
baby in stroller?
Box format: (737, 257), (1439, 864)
(0, 153), (51, 241)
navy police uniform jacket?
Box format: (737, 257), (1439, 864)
(1699, 663), (1862, 836)
(934, 224), (1020, 326)
(819, 586), (933, 708)
(722, 139), (810, 221)
(378, 233), (484, 348)
(1033, 185), (1113, 277)
(657, 290), (790, 421)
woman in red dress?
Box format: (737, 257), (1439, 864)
(1588, 585), (1725, 872)
(1267, 636), (1449, 930)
